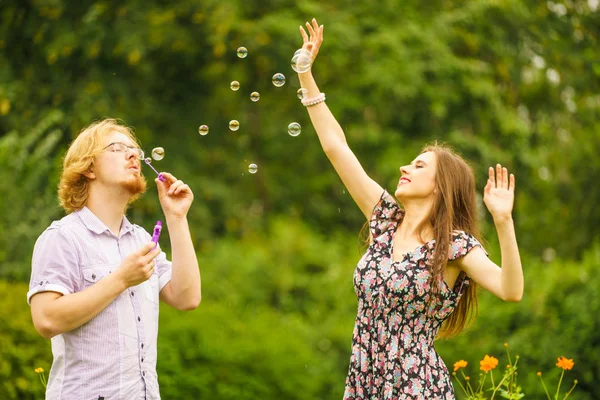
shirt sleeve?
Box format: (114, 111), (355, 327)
(448, 231), (488, 261)
(447, 231), (488, 296)
(369, 190), (404, 240)
(27, 227), (81, 305)
(155, 247), (172, 291)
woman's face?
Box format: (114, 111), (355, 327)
(394, 151), (437, 201)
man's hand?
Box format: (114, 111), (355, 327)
(115, 242), (161, 288)
(155, 172), (194, 219)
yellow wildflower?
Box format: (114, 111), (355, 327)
(480, 355), (499, 372)
(556, 356), (574, 370)
(453, 360), (468, 372)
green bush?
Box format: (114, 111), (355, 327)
(0, 281), (51, 399)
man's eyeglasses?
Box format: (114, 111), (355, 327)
(103, 142), (145, 160)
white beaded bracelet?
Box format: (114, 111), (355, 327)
(301, 92), (326, 107)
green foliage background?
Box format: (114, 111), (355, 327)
(1, 0), (598, 398)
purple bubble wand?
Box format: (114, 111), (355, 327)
(144, 158), (166, 182)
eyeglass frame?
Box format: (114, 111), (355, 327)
(102, 142), (145, 160)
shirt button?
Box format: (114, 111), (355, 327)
(141, 343), (144, 348)
(138, 316), (141, 322)
(131, 291), (135, 296)
(141, 358), (144, 362)
(143, 371), (146, 376)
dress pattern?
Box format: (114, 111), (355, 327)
(343, 191), (485, 400)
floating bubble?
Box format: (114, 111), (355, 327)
(144, 157), (152, 164)
(230, 81), (240, 91)
(229, 120), (240, 131)
(198, 125), (209, 136)
(248, 163), (258, 174)
(237, 47), (248, 58)
(318, 338), (332, 352)
(250, 92), (260, 102)
(151, 147), (165, 161)
(291, 48), (312, 73)
(297, 88), (308, 99)
(541, 247), (557, 263)
(272, 73), (286, 87)
(288, 122), (301, 137)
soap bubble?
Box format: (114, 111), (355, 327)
(541, 248), (557, 263)
(272, 73), (286, 87)
(250, 92), (260, 102)
(144, 157), (152, 164)
(229, 120), (240, 131)
(288, 122), (301, 137)
(291, 48), (312, 73)
(151, 147), (165, 161)
(248, 163), (258, 174)
(297, 88), (308, 99)
(198, 125), (209, 136)
(230, 81), (240, 91)
(237, 47), (248, 58)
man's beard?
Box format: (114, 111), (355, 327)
(124, 174), (147, 202)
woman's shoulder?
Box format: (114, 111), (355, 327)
(368, 190), (404, 239)
(449, 230), (487, 260)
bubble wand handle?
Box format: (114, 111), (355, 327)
(144, 158), (166, 182)
(151, 220), (162, 249)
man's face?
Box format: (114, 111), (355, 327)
(93, 131), (147, 197)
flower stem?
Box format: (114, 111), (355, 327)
(555, 370), (565, 400)
(510, 357), (520, 395)
(562, 380), (578, 400)
(461, 371), (475, 397)
(453, 375), (469, 397)
(490, 371), (511, 400)
(478, 372), (487, 393)
(505, 345), (513, 366)
(538, 374), (551, 400)
(38, 373), (47, 388)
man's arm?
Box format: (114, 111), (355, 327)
(30, 242), (160, 338)
(159, 216), (201, 310)
(30, 276), (126, 339)
(154, 172), (201, 311)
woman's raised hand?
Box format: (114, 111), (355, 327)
(299, 18), (324, 64)
(483, 164), (516, 221)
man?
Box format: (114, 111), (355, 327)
(27, 118), (201, 399)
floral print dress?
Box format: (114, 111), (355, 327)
(343, 191), (486, 400)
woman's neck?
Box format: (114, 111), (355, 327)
(397, 200), (434, 242)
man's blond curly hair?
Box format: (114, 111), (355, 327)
(58, 118), (141, 213)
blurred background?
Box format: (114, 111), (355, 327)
(1, 0), (599, 398)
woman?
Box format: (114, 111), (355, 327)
(296, 18), (524, 399)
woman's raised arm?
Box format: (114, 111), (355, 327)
(298, 18), (383, 219)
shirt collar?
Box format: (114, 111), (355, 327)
(75, 206), (135, 237)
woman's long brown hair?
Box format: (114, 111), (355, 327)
(418, 143), (482, 339)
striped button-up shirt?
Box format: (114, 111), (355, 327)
(28, 207), (172, 400)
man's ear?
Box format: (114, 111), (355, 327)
(82, 159), (96, 180)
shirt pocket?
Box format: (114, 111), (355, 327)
(82, 263), (117, 288)
(144, 273), (160, 304)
